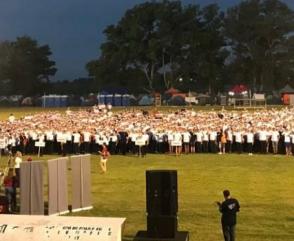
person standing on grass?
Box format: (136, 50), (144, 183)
(219, 129), (227, 154)
(14, 151), (22, 187)
(3, 168), (16, 212)
(246, 128), (254, 155)
(216, 190), (240, 241)
(99, 143), (110, 174)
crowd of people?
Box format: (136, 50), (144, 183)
(0, 106), (294, 157)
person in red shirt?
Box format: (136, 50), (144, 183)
(98, 143), (110, 174)
(3, 168), (16, 212)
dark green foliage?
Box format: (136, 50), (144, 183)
(0, 36), (57, 96)
(225, 0), (294, 91)
(88, 0), (294, 94)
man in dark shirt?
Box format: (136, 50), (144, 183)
(216, 190), (240, 241)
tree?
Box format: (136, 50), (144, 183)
(2, 36), (57, 95)
(88, 1), (228, 94)
(88, 1), (196, 92)
(181, 4), (228, 94)
(0, 41), (13, 95)
(225, 0), (294, 92)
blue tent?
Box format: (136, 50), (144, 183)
(122, 94), (130, 106)
(42, 95), (68, 107)
(139, 95), (153, 106)
(113, 94), (122, 106)
(105, 94), (114, 105)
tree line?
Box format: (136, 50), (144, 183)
(1, 0), (294, 96)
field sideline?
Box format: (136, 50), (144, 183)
(1, 153), (293, 241)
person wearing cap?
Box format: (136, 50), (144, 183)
(216, 190), (240, 241)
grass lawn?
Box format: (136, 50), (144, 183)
(1, 153), (293, 241)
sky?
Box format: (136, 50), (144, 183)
(0, 0), (293, 81)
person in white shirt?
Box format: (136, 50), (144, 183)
(183, 131), (191, 154)
(246, 130), (254, 155)
(195, 130), (203, 153)
(167, 132), (174, 154)
(173, 131), (182, 155)
(271, 129), (280, 154)
(135, 133), (145, 157)
(291, 132), (294, 156)
(73, 131), (81, 154)
(14, 151), (22, 187)
(64, 131), (73, 155)
(45, 130), (54, 154)
(234, 130), (243, 154)
(202, 130), (209, 153)
(209, 130), (218, 153)
(83, 131), (91, 153)
(56, 131), (65, 155)
(226, 128), (233, 153)
(258, 128), (268, 154)
(129, 132), (138, 154)
(283, 131), (291, 156)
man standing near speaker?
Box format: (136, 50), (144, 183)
(216, 190), (240, 241)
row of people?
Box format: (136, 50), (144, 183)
(1, 107), (294, 156)
(1, 129), (293, 156)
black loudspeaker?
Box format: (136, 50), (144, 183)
(147, 215), (177, 238)
(134, 170), (189, 241)
(146, 170), (178, 216)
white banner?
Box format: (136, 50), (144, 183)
(0, 215), (126, 241)
(35, 141), (46, 147)
(185, 96), (198, 104)
(57, 137), (67, 143)
(0, 139), (6, 149)
(135, 139), (146, 146)
(171, 140), (182, 147)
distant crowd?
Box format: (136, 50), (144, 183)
(0, 105), (294, 157)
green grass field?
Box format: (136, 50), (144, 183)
(1, 153), (293, 241)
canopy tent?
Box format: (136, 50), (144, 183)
(165, 87), (180, 95)
(279, 84), (294, 94)
(168, 95), (186, 106)
(138, 95), (154, 106)
(279, 84), (294, 105)
(21, 97), (33, 106)
(230, 84), (248, 94)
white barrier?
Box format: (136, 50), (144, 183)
(0, 215), (126, 241)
